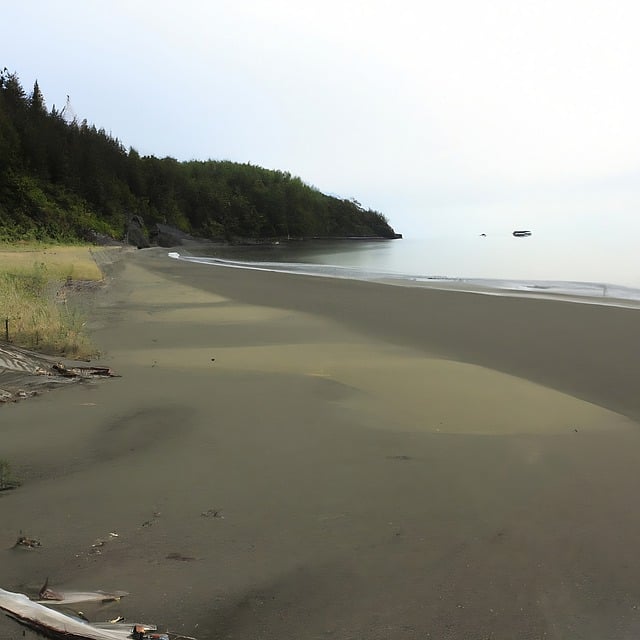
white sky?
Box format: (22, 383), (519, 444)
(3, 0), (640, 236)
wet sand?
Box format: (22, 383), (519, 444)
(2, 248), (640, 639)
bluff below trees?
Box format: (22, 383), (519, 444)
(0, 70), (400, 244)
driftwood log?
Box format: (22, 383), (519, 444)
(0, 587), (145, 640)
(0, 586), (196, 639)
(0, 342), (118, 403)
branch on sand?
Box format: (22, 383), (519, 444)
(0, 342), (118, 404)
(0, 583), (196, 640)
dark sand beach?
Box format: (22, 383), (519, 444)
(2, 248), (640, 639)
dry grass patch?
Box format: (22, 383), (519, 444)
(0, 245), (103, 280)
(0, 245), (105, 358)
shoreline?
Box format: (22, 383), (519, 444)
(161, 249), (640, 421)
(168, 250), (640, 310)
(2, 248), (640, 639)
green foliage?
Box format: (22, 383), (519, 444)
(0, 70), (399, 242)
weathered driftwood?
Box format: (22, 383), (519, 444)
(0, 342), (119, 403)
(0, 587), (143, 639)
(0, 343), (118, 379)
(51, 362), (118, 378)
(1, 586), (194, 640)
(0, 343), (52, 375)
(38, 578), (128, 605)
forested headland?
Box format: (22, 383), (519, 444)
(0, 70), (400, 245)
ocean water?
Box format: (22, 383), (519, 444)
(169, 225), (640, 306)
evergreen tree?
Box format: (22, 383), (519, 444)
(30, 80), (46, 114)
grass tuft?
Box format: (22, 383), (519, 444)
(0, 459), (21, 491)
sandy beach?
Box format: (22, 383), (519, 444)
(2, 247), (640, 640)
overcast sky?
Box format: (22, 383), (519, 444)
(3, 1), (640, 236)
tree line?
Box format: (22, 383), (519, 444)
(0, 69), (399, 243)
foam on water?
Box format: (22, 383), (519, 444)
(167, 252), (640, 308)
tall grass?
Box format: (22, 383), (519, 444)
(0, 247), (104, 359)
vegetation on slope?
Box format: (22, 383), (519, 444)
(0, 69), (399, 243)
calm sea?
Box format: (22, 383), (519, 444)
(170, 224), (640, 305)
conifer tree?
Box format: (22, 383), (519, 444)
(30, 80), (46, 114)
